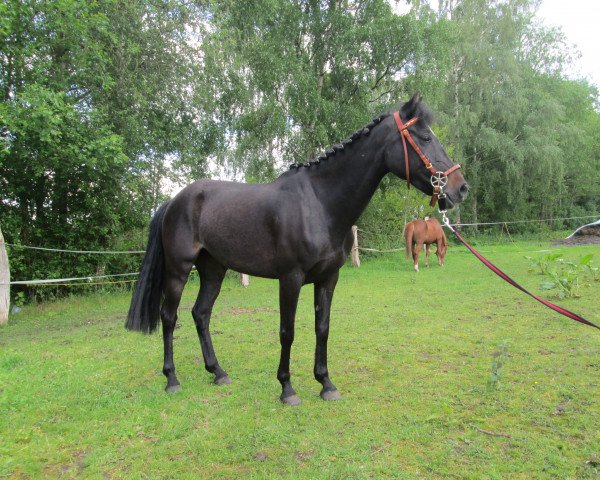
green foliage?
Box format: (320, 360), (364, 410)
(526, 252), (564, 275)
(0, 0), (207, 300)
(579, 253), (599, 281)
(527, 252), (597, 299)
(488, 341), (510, 389)
(203, 0), (430, 177)
(13, 291), (25, 308)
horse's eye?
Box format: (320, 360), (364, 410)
(423, 134), (432, 142)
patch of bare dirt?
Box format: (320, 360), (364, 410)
(552, 225), (600, 246)
(552, 234), (600, 246)
(229, 307), (277, 315)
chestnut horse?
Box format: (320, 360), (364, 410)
(405, 217), (447, 272)
(126, 94), (468, 406)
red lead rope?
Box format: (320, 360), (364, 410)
(446, 224), (600, 331)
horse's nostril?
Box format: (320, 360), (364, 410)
(460, 183), (469, 197)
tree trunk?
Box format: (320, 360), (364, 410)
(0, 226), (10, 325)
(470, 145), (479, 232)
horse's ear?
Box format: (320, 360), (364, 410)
(402, 92), (422, 118)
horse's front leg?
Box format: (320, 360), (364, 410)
(314, 271), (341, 401)
(425, 244), (431, 268)
(277, 272), (303, 406)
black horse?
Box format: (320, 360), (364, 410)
(126, 94), (468, 405)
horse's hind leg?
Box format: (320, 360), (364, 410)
(425, 244), (431, 268)
(412, 243), (422, 272)
(192, 251), (230, 385)
(161, 263), (193, 393)
(437, 238), (445, 266)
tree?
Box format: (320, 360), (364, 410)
(0, 0), (211, 298)
(408, 0), (600, 228)
(198, 0), (433, 180)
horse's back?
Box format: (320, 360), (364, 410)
(406, 218), (444, 244)
(161, 180), (279, 273)
(407, 219), (427, 238)
(425, 218), (444, 240)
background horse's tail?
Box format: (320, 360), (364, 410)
(125, 201), (170, 333)
(405, 223), (414, 259)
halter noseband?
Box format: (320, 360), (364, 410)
(393, 111), (461, 209)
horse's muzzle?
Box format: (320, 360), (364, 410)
(445, 180), (469, 209)
(458, 182), (470, 201)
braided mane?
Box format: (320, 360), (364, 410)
(288, 112), (392, 170)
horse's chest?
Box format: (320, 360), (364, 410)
(299, 231), (351, 280)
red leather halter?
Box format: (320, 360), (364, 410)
(393, 111), (461, 208)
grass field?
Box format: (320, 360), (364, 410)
(1, 237), (599, 479)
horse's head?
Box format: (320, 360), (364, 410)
(385, 93), (468, 209)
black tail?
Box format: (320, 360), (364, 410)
(125, 201), (170, 333)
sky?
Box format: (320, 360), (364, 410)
(536, 0), (600, 87)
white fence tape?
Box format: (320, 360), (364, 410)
(3, 214), (597, 285)
(5, 243), (144, 254)
(3, 272), (139, 286)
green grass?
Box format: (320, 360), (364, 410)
(1, 239), (599, 479)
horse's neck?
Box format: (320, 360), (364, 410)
(303, 132), (390, 233)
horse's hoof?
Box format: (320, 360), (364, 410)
(281, 394), (302, 406)
(214, 375), (232, 385)
(165, 383), (181, 393)
(320, 389), (342, 401)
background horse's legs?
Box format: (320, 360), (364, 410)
(161, 265), (192, 393)
(314, 271), (341, 401)
(425, 244), (431, 268)
(193, 252), (230, 385)
(436, 239), (443, 266)
(277, 272), (303, 406)
(412, 243), (422, 272)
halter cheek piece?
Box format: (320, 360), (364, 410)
(393, 111), (461, 209)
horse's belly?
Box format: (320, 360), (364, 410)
(199, 223), (346, 281)
(199, 226), (282, 278)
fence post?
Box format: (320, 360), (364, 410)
(240, 273), (250, 288)
(0, 226), (9, 325)
(351, 225), (360, 267)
